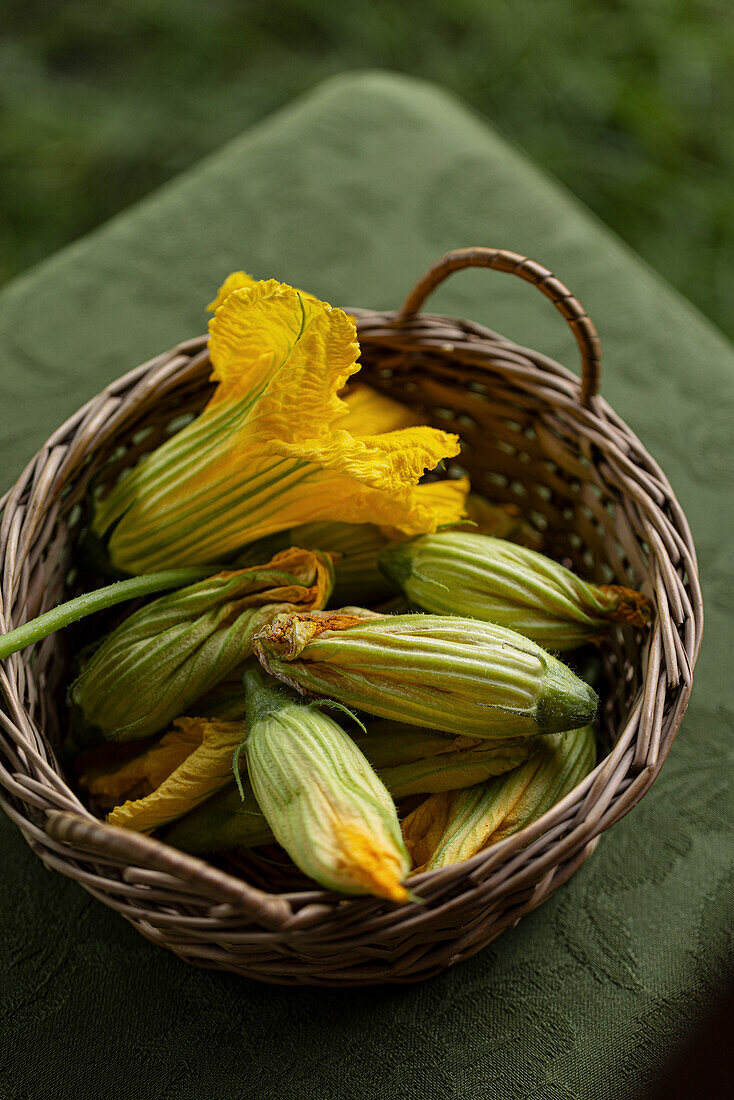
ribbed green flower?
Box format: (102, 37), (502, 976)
(254, 610), (597, 740)
(69, 548), (332, 747)
(403, 724), (596, 871)
(352, 719), (534, 790)
(165, 721), (536, 854)
(165, 777), (274, 853)
(379, 532), (650, 650)
(239, 667), (411, 901)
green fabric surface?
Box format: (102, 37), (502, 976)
(0, 71), (732, 1099)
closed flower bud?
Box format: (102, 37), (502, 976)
(403, 724), (596, 872)
(254, 610), (597, 740)
(241, 667), (411, 902)
(165, 722), (536, 855)
(377, 734), (535, 798)
(352, 720), (532, 776)
(70, 548), (332, 746)
(379, 532), (650, 650)
(165, 775), (275, 853)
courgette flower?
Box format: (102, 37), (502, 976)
(255, 610), (598, 741)
(94, 276), (465, 573)
(69, 547), (332, 746)
(402, 724), (596, 871)
(241, 667), (411, 901)
(165, 724), (535, 856)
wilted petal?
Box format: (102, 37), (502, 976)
(79, 717), (243, 833)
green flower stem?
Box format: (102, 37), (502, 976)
(0, 567), (210, 659)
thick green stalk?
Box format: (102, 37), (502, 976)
(0, 567), (209, 660)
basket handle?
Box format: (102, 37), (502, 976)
(397, 248), (602, 405)
(44, 809), (292, 930)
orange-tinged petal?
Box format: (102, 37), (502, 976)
(103, 717), (243, 833)
(332, 818), (409, 902)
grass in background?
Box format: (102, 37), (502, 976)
(2, 0), (732, 336)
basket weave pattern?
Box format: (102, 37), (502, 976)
(0, 250), (702, 985)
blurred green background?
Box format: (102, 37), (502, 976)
(2, 0), (732, 336)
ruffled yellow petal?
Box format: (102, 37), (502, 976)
(208, 271), (317, 314)
(379, 477), (471, 539)
(339, 383), (423, 435)
(261, 429), (465, 537)
(208, 281), (360, 427)
(207, 271), (258, 313)
(99, 718), (243, 833)
(270, 425), (460, 493)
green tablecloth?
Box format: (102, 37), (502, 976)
(1, 72), (732, 1099)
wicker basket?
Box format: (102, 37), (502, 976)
(0, 248), (702, 986)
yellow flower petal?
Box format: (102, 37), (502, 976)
(78, 737), (193, 810)
(401, 790), (459, 871)
(339, 383), (423, 435)
(208, 271), (317, 315)
(208, 281), (359, 422)
(378, 477), (471, 539)
(270, 424), (459, 493)
(100, 718), (243, 833)
(207, 271), (258, 313)
(407, 783), (513, 870)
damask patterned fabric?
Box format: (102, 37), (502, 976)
(0, 72), (732, 1099)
